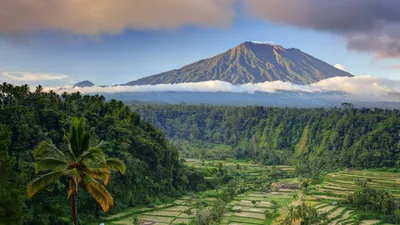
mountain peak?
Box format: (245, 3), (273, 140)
(74, 80), (94, 88)
(243, 41), (285, 49)
(240, 41), (286, 52)
(126, 42), (353, 86)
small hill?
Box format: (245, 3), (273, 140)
(73, 80), (94, 88)
(126, 41), (353, 85)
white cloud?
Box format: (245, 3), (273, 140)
(0, 71), (71, 86)
(250, 40), (276, 45)
(1, 71), (68, 81)
(334, 64), (354, 75)
(334, 64), (346, 71)
(45, 75), (400, 102)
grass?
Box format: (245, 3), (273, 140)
(228, 216), (266, 224)
(143, 210), (182, 217)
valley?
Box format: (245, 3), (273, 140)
(1, 84), (400, 225)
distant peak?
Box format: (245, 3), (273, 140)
(74, 80), (94, 88)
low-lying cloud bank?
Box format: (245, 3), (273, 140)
(45, 75), (400, 102)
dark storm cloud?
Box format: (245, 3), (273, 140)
(245, 0), (400, 58)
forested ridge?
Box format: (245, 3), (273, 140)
(0, 84), (205, 224)
(134, 104), (400, 172)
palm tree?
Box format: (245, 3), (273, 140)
(0, 82), (11, 108)
(281, 198), (326, 225)
(27, 117), (126, 225)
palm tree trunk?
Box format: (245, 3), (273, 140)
(71, 191), (78, 225)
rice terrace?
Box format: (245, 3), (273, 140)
(97, 159), (400, 225)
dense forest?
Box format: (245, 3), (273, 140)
(2, 83), (400, 224)
(134, 104), (400, 173)
(0, 84), (206, 225)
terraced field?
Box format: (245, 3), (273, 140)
(304, 170), (400, 225)
(221, 189), (296, 225)
(184, 159), (294, 175)
(102, 195), (217, 225)
(96, 165), (399, 225)
(104, 187), (297, 225)
(99, 160), (296, 225)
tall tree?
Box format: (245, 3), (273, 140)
(26, 117), (126, 225)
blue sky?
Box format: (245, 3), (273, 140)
(0, 1), (399, 86)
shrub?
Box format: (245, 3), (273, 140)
(131, 215), (140, 225)
(195, 208), (212, 225)
(265, 210), (272, 219)
(183, 208), (193, 216)
(211, 199), (226, 222)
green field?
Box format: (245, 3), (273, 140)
(97, 162), (399, 225)
(221, 189), (296, 225)
(304, 170), (400, 225)
(99, 160), (297, 225)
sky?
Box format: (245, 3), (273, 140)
(0, 0), (399, 87)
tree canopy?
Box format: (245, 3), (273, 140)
(0, 83), (204, 224)
(134, 104), (400, 174)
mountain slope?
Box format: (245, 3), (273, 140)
(126, 41), (353, 85)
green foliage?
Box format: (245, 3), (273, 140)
(131, 215), (140, 225)
(210, 199), (226, 222)
(299, 178), (311, 194)
(194, 208), (212, 225)
(281, 199), (328, 225)
(194, 199), (226, 225)
(183, 208), (193, 216)
(264, 209), (272, 219)
(0, 125), (26, 225)
(0, 83), (205, 224)
(27, 117), (127, 224)
(135, 104), (400, 174)
(269, 166), (283, 179)
(347, 181), (398, 216)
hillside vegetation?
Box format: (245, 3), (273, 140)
(0, 84), (206, 224)
(134, 104), (400, 174)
